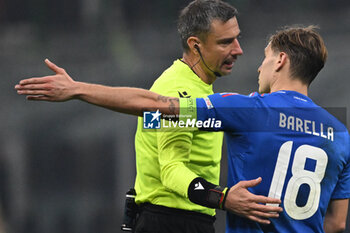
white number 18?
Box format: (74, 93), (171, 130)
(267, 141), (328, 220)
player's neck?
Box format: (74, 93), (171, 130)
(182, 54), (216, 85)
(271, 85), (308, 96)
(270, 77), (308, 96)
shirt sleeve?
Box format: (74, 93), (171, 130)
(331, 136), (350, 199)
(157, 126), (198, 198)
(180, 93), (261, 132)
(154, 90), (203, 198)
(332, 162), (350, 199)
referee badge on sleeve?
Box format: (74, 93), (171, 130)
(204, 97), (214, 109)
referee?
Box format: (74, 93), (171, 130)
(131, 1), (281, 232)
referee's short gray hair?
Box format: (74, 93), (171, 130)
(177, 0), (238, 52)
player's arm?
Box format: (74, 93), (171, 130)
(325, 143), (350, 233)
(324, 198), (348, 233)
(15, 59), (180, 117)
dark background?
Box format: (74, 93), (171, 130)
(1, 0), (350, 232)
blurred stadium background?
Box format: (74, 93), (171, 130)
(1, 0), (350, 232)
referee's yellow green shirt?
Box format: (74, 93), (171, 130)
(134, 59), (223, 216)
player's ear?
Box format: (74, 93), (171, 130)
(275, 52), (288, 72)
(187, 36), (201, 55)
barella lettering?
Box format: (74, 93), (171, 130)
(279, 112), (334, 141)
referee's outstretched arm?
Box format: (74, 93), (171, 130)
(16, 59), (179, 118)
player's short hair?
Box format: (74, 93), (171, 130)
(177, 0), (238, 52)
(269, 26), (328, 85)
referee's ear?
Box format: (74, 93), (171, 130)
(187, 36), (201, 56)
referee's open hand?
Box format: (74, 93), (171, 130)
(15, 59), (77, 102)
(224, 177), (283, 225)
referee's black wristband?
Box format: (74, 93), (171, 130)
(187, 177), (229, 209)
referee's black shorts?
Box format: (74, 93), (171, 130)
(134, 203), (216, 233)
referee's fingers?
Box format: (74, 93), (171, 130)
(45, 59), (66, 74)
(17, 89), (50, 96)
(247, 215), (271, 225)
(18, 76), (52, 86)
(240, 177), (262, 188)
(27, 95), (51, 101)
(252, 195), (281, 205)
(16, 83), (49, 91)
(250, 209), (279, 219)
(252, 202), (282, 213)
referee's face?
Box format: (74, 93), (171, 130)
(199, 17), (243, 77)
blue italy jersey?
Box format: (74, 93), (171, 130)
(195, 90), (350, 233)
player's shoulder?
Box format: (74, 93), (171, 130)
(308, 100), (350, 145)
(204, 92), (260, 109)
(250, 90), (316, 108)
(253, 90), (291, 99)
(314, 104), (349, 134)
(325, 111), (349, 138)
(210, 91), (263, 101)
(213, 91), (275, 99)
